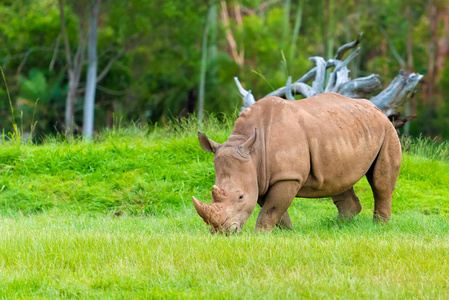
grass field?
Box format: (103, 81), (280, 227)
(0, 117), (449, 298)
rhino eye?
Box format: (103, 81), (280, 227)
(239, 195), (244, 200)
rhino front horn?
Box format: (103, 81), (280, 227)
(192, 196), (212, 224)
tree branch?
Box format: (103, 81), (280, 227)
(294, 59), (336, 84)
(332, 67), (351, 92)
(285, 76), (295, 100)
(370, 70), (406, 109)
(77, 34), (142, 94)
(234, 77), (256, 114)
(378, 25), (406, 69)
(337, 74), (382, 98)
(234, 34), (422, 129)
(49, 34), (61, 71)
(381, 72), (423, 116)
(309, 56), (326, 93)
(325, 47), (360, 91)
(335, 32), (363, 60)
(265, 82), (316, 98)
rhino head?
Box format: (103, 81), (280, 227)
(192, 129), (259, 234)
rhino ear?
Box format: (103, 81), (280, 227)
(241, 128), (257, 152)
(198, 131), (221, 153)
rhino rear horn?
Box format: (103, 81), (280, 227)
(212, 185), (227, 202)
(198, 131), (221, 153)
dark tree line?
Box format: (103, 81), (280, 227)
(1, 0), (449, 139)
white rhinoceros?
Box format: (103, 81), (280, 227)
(193, 92), (402, 233)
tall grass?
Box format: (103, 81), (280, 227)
(401, 135), (449, 162)
(1, 67), (21, 144)
(0, 115), (448, 216)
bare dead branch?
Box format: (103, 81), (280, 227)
(234, 34), (422, 129)
(324, 60), (342, 92)
(339, 47), (361, 69)
(234, 77), (255, 114)
(370, 70), (406, 109)
(265, 82), (316, 98)
(381, 73), (423, 116)
(338, 74), (382, 98)
(49, 34), (61, 71)
(332, 67), (351, 92)
(325, 47), (361, 91)
(309, 56), (326, 93)
(391, 73), (422, 107)
(335, 32), (363, 60)
(388, 113), (417, 129)
(294, 59), (336, 84)
(285, 76), (295, 100)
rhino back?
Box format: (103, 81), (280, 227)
(234, 92), (395, 198)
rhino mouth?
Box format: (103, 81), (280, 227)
(210, 222), (241, 235)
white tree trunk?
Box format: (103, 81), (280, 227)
(198, 5), (213, 123)
(83, 0), (101, 139)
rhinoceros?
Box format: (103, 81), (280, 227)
(192, 92), (402, 233)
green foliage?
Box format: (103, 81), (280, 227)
(0, 0), (447, 138)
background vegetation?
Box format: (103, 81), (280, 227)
(1, 0), (449, 139)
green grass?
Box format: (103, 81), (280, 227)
(0, 211), (448, 298)
(0, 117), (448, 298)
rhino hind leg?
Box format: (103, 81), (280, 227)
(255, 181), (301, 232)
(331, 187), (362, 221)
(365, 128), (402, 223)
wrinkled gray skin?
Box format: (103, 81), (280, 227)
(192, 93), (402, 234)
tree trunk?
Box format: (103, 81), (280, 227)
(427, 1), (439, 102)
(437, 4), (449, 75)
(198, 5), (212, 123)
(289, 0), (304, 62)
(83, 0), (101, 139)
(326, 0), (335, 59)
(59, 0), (86, 136)
(283, 0), (291, 51)
(65, 78), (78, 135)
(220, 1), (244, 66)
(404, 4), (414, 135)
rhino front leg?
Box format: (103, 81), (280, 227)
(257, 196), (293, 230)
(255, 181), (301, 232)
